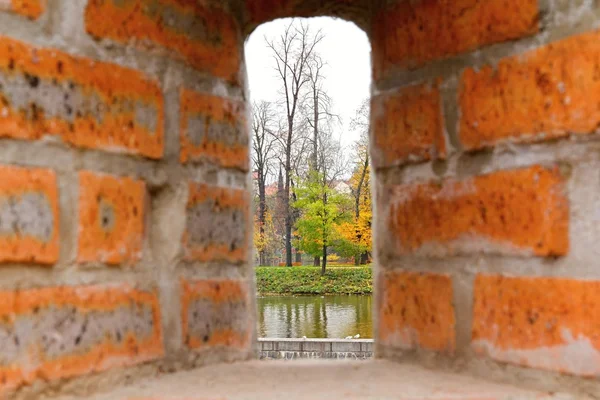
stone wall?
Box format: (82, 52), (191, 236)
(1, 0), (600, 398)
(0, 1), (254, 398)
(370, 0), (600, 396)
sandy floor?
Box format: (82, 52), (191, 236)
(55, 360), (578, 400)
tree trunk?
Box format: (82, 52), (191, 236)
(284, 123), (293, 267)
(312, 86), (319, 170)
(295, 248), (302, 263)
(361, 252), (369, 265)
(353, 154), (369, 267)
(258, 173), (267, 267)
(314, 256), (320, 267)
(321, 244), (327, 276)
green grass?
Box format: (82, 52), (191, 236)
(255, 266), (372, 295)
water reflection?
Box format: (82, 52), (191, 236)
(257, 295), (373, 339)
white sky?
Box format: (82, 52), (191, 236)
(244, 17), (372, 148)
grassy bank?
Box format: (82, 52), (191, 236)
(256, 266), (372, 295)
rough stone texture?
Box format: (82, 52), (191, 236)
(181, 280), (251, 351)
(183, 182), (248, 263)
(0, 284), (163, 394)
(378, 271), (455, 353)
(473, 274), (600, 377)
(77, 171), (146, 266)
(380, 165), (569, 258)
(0, 35), (164, 159)
(371, 0), (539, 81)
(0, 165), (58, 265)
(180, 89), (249, 170)
(460, 30), (600, 151)
(85, 0), (242, 84)
(0, 0), (44, 19)
(371, 81), (446, 168)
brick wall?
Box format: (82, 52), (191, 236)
(372, 0), (600, 394)
(3, 0), (600, 397)
(0, 0), (253, 398)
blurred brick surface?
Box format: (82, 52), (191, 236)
(0, 165), (58, 264)
(77, 171), (145, 266)
(372, 81), (446, 168)
(0, 35), (164, 158)
(372, 0), (539, 80)
(0, 0), (45, 19)
(473, 275), (600, 376)
(85, 0), (241, 84)
(460, 30), (600, 151)
(379, 271), (455, 353)
(0, 284), (163, 393)
(181, 279), (251, 350)
(383, 165), (568, 257)
(180, 89), (249, 170)
(183, 183), (249, 263)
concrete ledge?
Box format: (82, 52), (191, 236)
(257, 338), (374, 360)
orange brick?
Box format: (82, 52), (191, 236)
(0, 284), (163, 393)
(379, 271), (455, 353)
(183, 183), (249, 263)
(180, 89), (249, 170)
(0, 0), (44, 19)
(372, 82), (446, 168)
(385, 166), (568, 257)
(0, 35), (164, 158)
(372, 0), (538, 80)
(77, 171), (145, 265)
(460, 30), (600, 151)
(0, 165), (58, 265)
(85, 0), (241, 84)
(473, 275), (600, 376)
(181, 279), (251, 350)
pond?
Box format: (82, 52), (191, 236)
(257, 295), (373, 339)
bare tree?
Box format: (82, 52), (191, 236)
(251, 101), (276, 266)
(300, 50), (341, 266)
(304, 54), (340, 172)
(265, 20), (324, 267)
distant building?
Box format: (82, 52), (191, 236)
(332, 180), (352, 194)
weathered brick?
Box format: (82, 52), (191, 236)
(77, 171), (145, 265)
(245, 0), (362, 24)
(473, 275), (600, 376)
(0, 284), (163, 392)
(371, 82), (446, 168)
(246, 0), (295, 24)
(460, 30), (600, 151)
(371, 0), (538, 80)
(379, 271), (455, 353)
(85, 0), (241, 84)
(0, 35), (164, 158)
(181, 279), (251, 350)
(0, 165), (58, 265)
(0, 0), (44, 19)
(180, 89), (249, 170)
(383, 166), (568, 257)
(183, 183), (249, 263)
